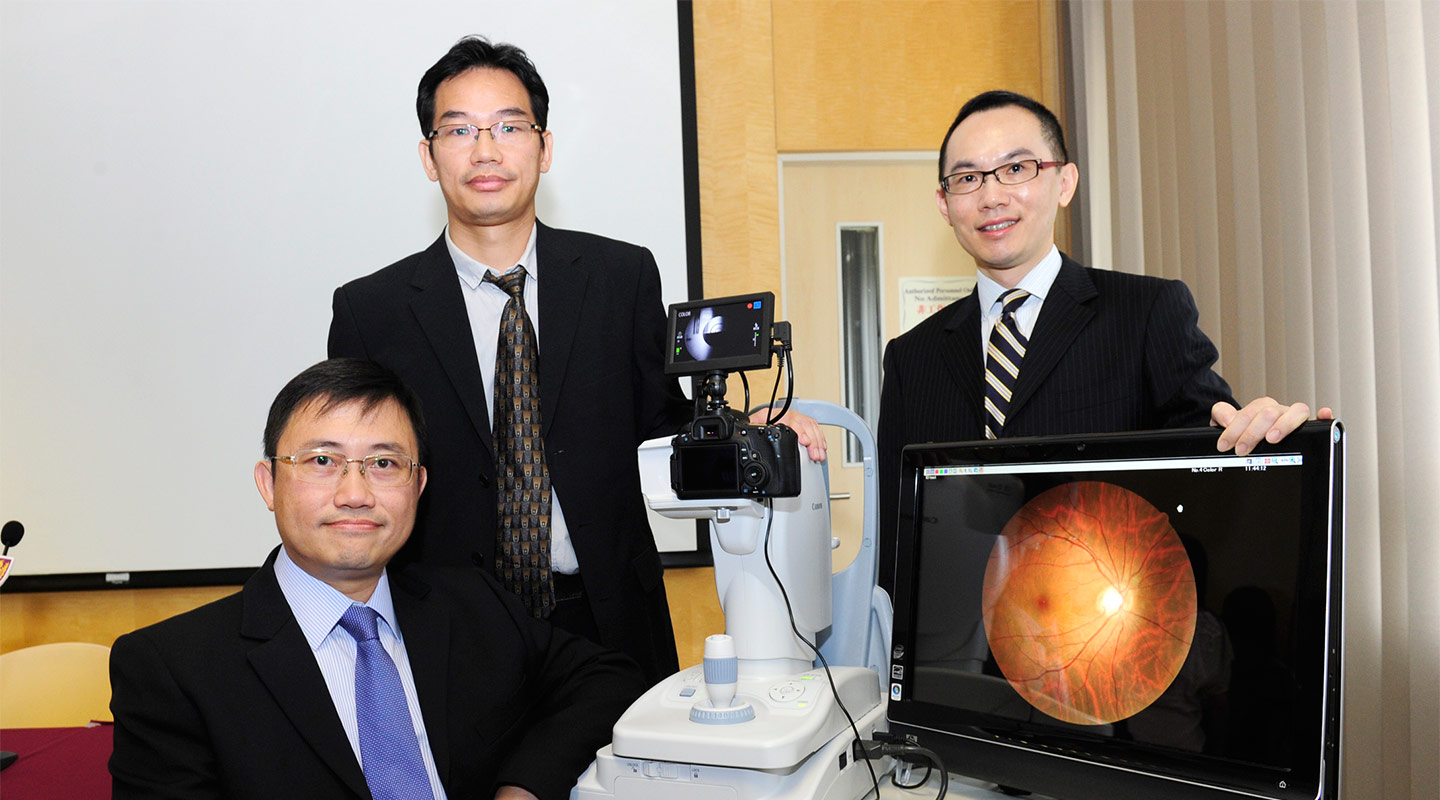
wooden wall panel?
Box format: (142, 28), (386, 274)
(691, 0), (784, 301)
(772, 0), (1056, 153)
(0, 586), (238, 652)
(662, 567), (725, 667)
(0, 573), (722, 667)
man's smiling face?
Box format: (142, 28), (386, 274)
(935, 104), (1078, 286)
(255, 396), (425, 600)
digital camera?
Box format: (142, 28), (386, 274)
(671, 412), (802, 499)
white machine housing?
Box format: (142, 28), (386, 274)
(573, 401), (893, 800)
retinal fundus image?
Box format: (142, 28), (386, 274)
(981, 481), (1198, 726)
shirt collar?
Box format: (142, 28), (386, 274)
(976, 245), (1063, 314)
(446, 223), (539, 290)
(272, 545), (401, 651)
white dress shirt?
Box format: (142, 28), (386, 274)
(975, 245), (1064, 361)
(272, 547), (448, 799)
(445, 224), (579, 574)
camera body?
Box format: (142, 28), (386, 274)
(671, 412), (802, 499)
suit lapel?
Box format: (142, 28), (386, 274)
(242, 551), (370, 798)
(391, 570), (452, 790)
(534, 222), (589, 439)
(1007, 257), (1098, 420)
(408, 235), (494, 455)
(938, 293), (986, 433)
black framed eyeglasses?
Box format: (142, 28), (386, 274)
(940, 159), (1065, 195)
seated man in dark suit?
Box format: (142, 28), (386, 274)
(109, 358), (645, 800)
(877, 90), (1331, 594)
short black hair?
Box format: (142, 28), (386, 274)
(416, 35), (550, 136)
(938, 90), (1069, 180)
(263, 358), (428, 465)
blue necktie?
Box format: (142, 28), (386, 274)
(984, 289), (1031, 439)
(336, 605), (434, 800)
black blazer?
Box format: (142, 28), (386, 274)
(109, 549), (645, 800)
(328, 223), (692, 682)
(877, 255), (1237, 592)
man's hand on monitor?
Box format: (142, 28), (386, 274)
(749, 408), (827, 462)
(1212, 398), (1334, 456)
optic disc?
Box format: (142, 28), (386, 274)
(1099, 586), (1124, 615)
(981, 481), (1197, 725)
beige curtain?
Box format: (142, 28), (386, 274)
(1071, 1), (1440, 797)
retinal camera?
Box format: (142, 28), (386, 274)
(664, 292), (801, 500)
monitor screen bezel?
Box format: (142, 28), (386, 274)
(664, 292), (775, 376)
(886, 422), (1344, 800)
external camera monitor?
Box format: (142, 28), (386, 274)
(887, 422), (1344, 800)
(664, 292), (774, 376)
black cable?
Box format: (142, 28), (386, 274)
(738, 370), (751, 419)
(781, 341), (795, 420)
(855, 736), (948, 799)
(897, 745), (947, 799)
(765, 345), (786, 424)
(760, 498), (882, 800)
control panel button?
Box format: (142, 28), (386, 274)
(768, 681), (805, 702)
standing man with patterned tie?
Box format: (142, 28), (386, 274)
(876, 90), (1329, 595)
(328, 36), (827, 682)
(109, 358), (645, 800)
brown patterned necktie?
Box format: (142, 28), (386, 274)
(483, 266), (554, 617)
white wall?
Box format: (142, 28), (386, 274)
(0, 0), (692, 576)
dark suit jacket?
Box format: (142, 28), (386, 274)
(109, 549), (646, 800)
(877, 255), (1237, 592)
(328, 223), (692, 681)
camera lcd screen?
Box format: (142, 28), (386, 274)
(673, 442), (741, 496)
(665, 292), (774, 375)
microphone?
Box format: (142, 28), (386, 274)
(2, 520), (23, 556)
(0, 520), (20, 768)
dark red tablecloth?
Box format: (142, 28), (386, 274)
(0, 724), (112, 799)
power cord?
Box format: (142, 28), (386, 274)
(853, 732), (949, 799)
(760, 498), (882, 800)
(763, 323), (795, 425)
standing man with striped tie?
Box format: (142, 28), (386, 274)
(876, 90), (1329, 595)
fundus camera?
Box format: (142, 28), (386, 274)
(663, 292), (803, 500)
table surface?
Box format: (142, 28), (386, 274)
(877, 766), (1059, 799)
(0, 724), (113, 799)
(0, 724), (1059, 800)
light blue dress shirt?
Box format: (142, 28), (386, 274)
(272, 547), (448, 799)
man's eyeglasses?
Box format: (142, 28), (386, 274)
(940, 159), (1065, 195)
(273, 450), (420, 487)
(427, 120), (543, 151)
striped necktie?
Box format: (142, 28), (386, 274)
(984, 288), (1031, 439)
(336, 605), (434, 800)
(483, 266), (555, 617)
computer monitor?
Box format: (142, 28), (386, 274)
(887, 422), (1344, 800)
